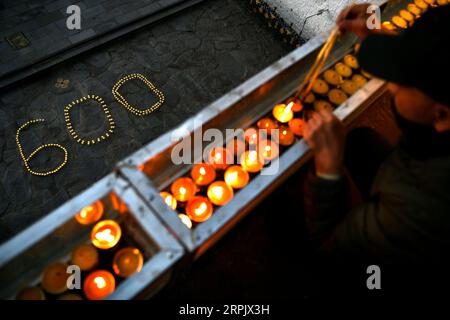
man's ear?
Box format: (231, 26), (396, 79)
(433, 103), (450, 133)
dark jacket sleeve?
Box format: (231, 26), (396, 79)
(303, 169), (351, 247)
(303, 169), (402, 263)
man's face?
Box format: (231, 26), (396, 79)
(387, 82), (435, 125)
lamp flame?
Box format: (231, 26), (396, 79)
(194, 202), (208, 216)
(178, 214), (193, 229)
(284, 102), (294, 114)
(228, 171), (238, 181)
(95, 229), (115, 243)
(164, 195), (173, 206)
(248, 150), (258, 162)
(211, 186), (224, 198)
(94, 276), (106, 289)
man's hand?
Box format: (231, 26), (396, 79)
(303, 110), (346, 177)
(336, 3), (373, 39)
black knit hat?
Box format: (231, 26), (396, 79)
(358, 5), (450, 106)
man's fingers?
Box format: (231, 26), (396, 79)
(339, 19), (368, 37)
(337, 4), (372, 25)
(304, 116), (320, 145)
(303, 123), (316, 148)
(311, 111), (323, 125)
(336, 9), (346, 25)
(307, 112), (327, 136)
(338, 19), (359, 33)
(336, 5), (352, 24)
(303, 123), (311, 140)
(337, 22), (347, 36)
(306, 118), (317, 134)
(305, 112), (329, 149)
(319, 109), (334, 123)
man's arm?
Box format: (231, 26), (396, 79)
(303, 165), (412, 263)
(301, 3), (403, 260)
(302, 106), (399, 262)
(303, 110), (351, 247)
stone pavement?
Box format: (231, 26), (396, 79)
(0, 0), (200, 87)
(0, 0), (291, 242)
(264, 0), (370, 40)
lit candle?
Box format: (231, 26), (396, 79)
(113, 247), (144, 277)
(91, 220), (122, 250)
(71, 243), (98, 271)
(286, 98), (303, 112)
(244, 127), (260, 145)
(16, 287), (45, 300)
(83, 270), (115, 300)
(257, 139), (280, 161)
(186, 196), (214, 222)
(272, 102), (294, 123)
(170, 177), (197, 202)
(288, 118), (305, 136)
(257, 118), (278, 135)
(352, 74), (368, 89)
(208, 147), (232, 170)
(278, 126), (295, 146)
(191, 163), (216, 186)
(224, 165), (249, 189)
(240, 150), (264, 173)
(75, 200), (104, 225)
(207, 181), (234, 206)
(178, 214), (193, 229)
(226, 138), (246, 158)
(382, 21), (397, 31)
(160, 191), (177, 210)
(41, 262), (69, 294)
